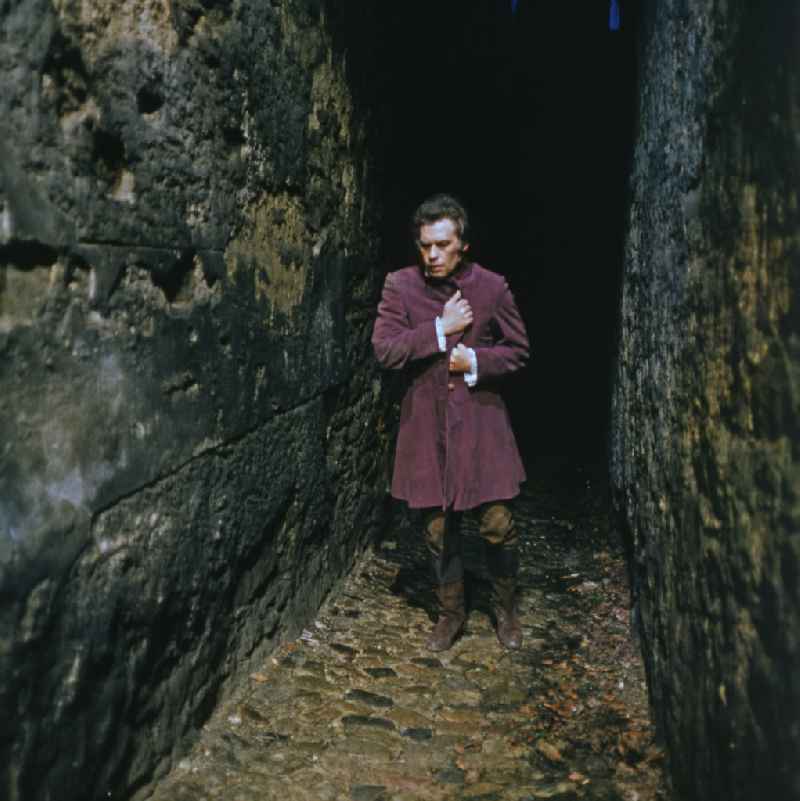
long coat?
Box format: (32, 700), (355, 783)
(372, 261), (529, 511)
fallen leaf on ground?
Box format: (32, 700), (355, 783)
(536, 740), (562, 762)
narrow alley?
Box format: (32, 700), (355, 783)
(150, 477), (665, 801)
(2, 3), (797, 801)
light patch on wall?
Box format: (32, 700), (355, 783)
(0, 194), (12, 243)
(44, 462), (117, 509)
(736, 183), (793, 341)
(307, 42), (360, 218)
(225, 194), (310, 329)
(52, 0), (179, 62)
(110, 169), (136, 204)
(0, 258), (60, 333)
(2, 351), (134, 546)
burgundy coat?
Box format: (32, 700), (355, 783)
(372, 261), (529, 511)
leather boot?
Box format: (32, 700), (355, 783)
(492, 577), (522, 650)
(480, 506), (522, 650)
(426, 580), (466, 651)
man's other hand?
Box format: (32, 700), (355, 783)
(449, 343), (472, 373)
(441, 291), (473, 336)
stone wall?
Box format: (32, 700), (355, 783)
(0, 1), (389, 799)
(611, 2), (800, 799)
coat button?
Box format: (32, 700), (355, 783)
(448, 382), (455, 391)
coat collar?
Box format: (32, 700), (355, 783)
(419, 260), (476, 295)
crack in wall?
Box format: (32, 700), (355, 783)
(77, 240), (224, 253)
(89, 381), (346, 528)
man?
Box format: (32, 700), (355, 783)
(372, 194), (529, 651)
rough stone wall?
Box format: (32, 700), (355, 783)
(0, 1), (388, 799)
(611, 2), (799, 799)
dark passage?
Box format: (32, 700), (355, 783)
(372, 0), (639, 478)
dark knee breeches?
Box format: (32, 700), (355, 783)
(423, 502), (518, 585)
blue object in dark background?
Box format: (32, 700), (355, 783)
(609, 0), (621, 30)
(511, 0), (519, 15)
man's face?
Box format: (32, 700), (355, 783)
(417, 218), (468, 280)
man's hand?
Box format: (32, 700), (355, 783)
(449, 343), (472, 373)
(441, 290), (473, 336)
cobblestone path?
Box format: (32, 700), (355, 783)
(150, 478), (668, 801)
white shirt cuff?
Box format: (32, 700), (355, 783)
(435, 317), (446, 351)
(464, 347), (478, 386)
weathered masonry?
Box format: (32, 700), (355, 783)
(1, 2), (390, 798)
(610, 3), (800, 800)
(1, 1), (798, 800)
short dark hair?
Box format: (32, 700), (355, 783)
(411, 194), (469, 244)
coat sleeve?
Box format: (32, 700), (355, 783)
(473, 280), (530, 382)
(372, 272), (442, 369)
